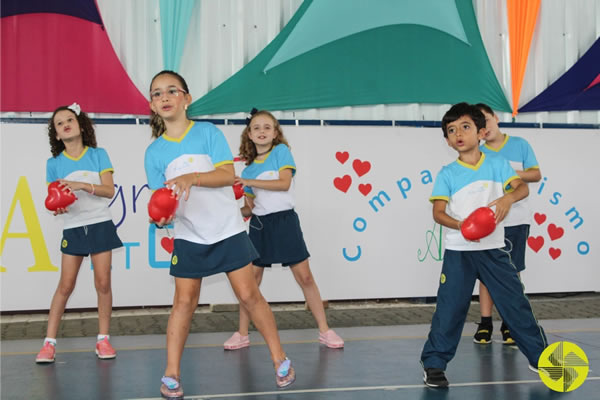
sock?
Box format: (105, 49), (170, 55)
(97, 334), (110, 342)
(480, 316), (492, 326)
(500, 321), (508, 331)
(44, 337), (56, 346)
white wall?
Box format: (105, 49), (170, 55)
(1, 123), (598, 311)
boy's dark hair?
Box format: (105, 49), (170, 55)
(47, 106), (96, 157)
(474, 103), (495, 116)
(441, 102), (486, 138)
(149, 70), (190, 138)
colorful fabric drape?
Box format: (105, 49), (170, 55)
(159, 0), (195, 72)
(520, 37), (600, 112)
(189, 0), (510, 116)
(507, 0), (541, 116)
(0, 0), (148, 114)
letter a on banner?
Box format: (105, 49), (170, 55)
(0, 176), (58, 272)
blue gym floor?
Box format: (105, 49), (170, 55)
(1, 319), (598, 400)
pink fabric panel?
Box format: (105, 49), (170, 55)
(1, 13), (149, 114)
(585, 73), (600, 91)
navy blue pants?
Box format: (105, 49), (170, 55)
(421, 248), (547, 370)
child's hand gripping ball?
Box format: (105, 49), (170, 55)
(45, 181), (77, 211)
(460, 207), (496, 241)
(233, 183), (244, 200)
(148, 188), (178, 222)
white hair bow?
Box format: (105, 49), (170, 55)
(67, 102), (81, 116)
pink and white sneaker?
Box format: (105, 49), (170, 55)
(224, 332), (250, 350)
(35, 342), (56, 363)
(95, 337), (117, 359)
(319, 329), (344, 348)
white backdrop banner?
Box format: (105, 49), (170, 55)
(1, 123), (598, 311)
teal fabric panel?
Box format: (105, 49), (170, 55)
(189, 0), (510, 116)
(159, 0), (195, 72)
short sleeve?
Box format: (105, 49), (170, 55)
(521, 139), (539, 170)
(144, 146), (165, 190)
(46, 158), (57, 184)
(500, 158), (519, 191)
(244, 186), (255, 197)
(208, 124), (234, 167)
(274, 144), (296, 176)
(96, 148), (114, 175)
(430, 167), (450, 203)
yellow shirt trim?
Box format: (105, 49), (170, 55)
(483, 134), (509, 152)
(504, 175), (520, 192)
(62, 146), (89, 161)
(100, 168), (114, 176)
(457, 152), (485, 171)
(214, 160), (234, 168)
(253, 150), (273, 164)
(429, 196), (449, 204)
(161, 121), (194, 143)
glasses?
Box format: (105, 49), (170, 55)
(150, 87), (187, 100)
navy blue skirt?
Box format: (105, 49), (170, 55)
(61, 220), (122, 256)
(249, 209), (310, 268)
(170, 231), (259, 278)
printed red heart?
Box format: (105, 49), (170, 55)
(547, 223), (564, 241)
(460, 207), (496, 241)
(527, 236), (544, 252)
(232, 183), (244, 200)
(352, 159), (371, 177)
(45, 181), (77, 211)
(161, 237), (174, 254)
(533, 213), (546, 225)
(549, 247), (561, 260)
(358, 183), (372, 196)
(148, 188), (178, 222)
(335, 151), (349, 164)
(333, 175), (352, 193)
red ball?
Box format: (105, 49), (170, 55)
(461, 207), (496, 241)
(148, 188), (178, 222)
(45, 181), (77, 211)
(233, 183), (244, 200)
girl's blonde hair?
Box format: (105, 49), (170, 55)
(239, 110), (289, 165)
(149, 70), (190, 138)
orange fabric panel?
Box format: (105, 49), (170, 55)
(507, 0), (541, 116)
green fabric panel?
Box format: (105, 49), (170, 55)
(188, 0), (510, 117)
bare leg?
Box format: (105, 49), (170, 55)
(45, 254), (84, 338)
(237, 266), (264, 336)
(163, 277), (202, 378)
(479, 281), (494, 318)
(227, 264), (286, 367)
(91, 251), (113, 335)
(290, 260), (329, 333)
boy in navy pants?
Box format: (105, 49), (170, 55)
(420, 103), (547, 388)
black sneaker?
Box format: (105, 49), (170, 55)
(473, 323), (493, 344)
(423, 368), (449, 388)
(500, 323), (515, 344)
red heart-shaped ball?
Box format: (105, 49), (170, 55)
(148, 188), (178, 222)
(233, 183), (244, 200)
(45, 181), (77, 211)
(461, 207), (496, 241)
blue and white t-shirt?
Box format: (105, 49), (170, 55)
(144, 121), (245, 244)
(46, 146), (114, 229)
(430, 152), (520, 251)
(242, 144), (296, 216)
(481, 135), (539, 227)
